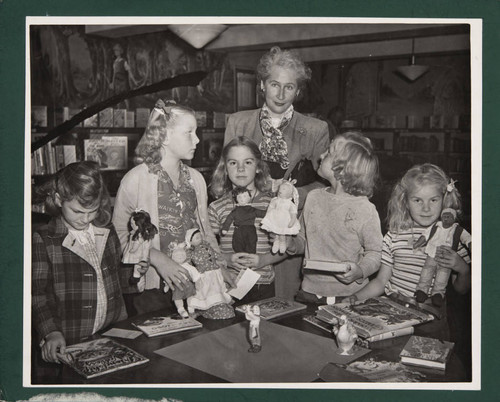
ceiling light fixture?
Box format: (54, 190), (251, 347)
(168, 24), (228, 49)
(395, 38), (430, 82)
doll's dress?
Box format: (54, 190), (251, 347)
(122, 234), (150, 264)
(187, 240), (233, 317)
(261, 197), (300, 235)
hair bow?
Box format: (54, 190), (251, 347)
(446, 179), (457, 193)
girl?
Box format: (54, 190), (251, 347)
(112, 99), (234, 316)
(208, 136), (288, 304)
(32, 161), (127, 365)
(351, 164), (471, 339)
(286, 131), (383, 303)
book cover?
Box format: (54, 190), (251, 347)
(132, 315), (202, 337)
(84, 136), (128, 170)
(31, 105), (48, 128)
(303, 259), (350, 273)
(213, 112), (226, 128)
(113, 109), (126, 128)
(136, 107), (150, 127)
(54, 106), (70, 127)
(83, 113), (98, 128)
(99, 108), (114, 128)
(58, 337), (149, 379)
(125, 110), (135, 128)
(317, 296), (433, 338)
(235, 297), (306, 320)
(195, 111), (207, 128)
(399, 335), (454, 370)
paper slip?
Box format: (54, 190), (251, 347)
(102, 328), (143, 339)
(228, 268), (261, 300)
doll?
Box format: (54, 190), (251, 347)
(185, 229), (234, 319)
(261, 180), (300, 254)
(123, 209), (158, 291)
(168, 241), (201, 318)
(243, 305), (262, 353)
(221, 187), (267, 254)
(413, 208), (471, 306)
(333, 314), (358, 355)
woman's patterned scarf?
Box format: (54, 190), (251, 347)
(259, 104), (294, 170)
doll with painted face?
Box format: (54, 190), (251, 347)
(123, 209), (158, 291)
(413, 208), (471, 306)
(261, 180), (300, 254)
(220, 186), (267, 254)
(185, 228), (234, 319)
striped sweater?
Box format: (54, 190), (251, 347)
(208, 191), (274, 284)
(383, 227), (471, 298)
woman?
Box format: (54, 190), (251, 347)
(224, 46), (330, 299)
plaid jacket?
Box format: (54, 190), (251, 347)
(32, 217), (127, 346)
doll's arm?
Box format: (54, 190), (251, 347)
(221, 210), (235, 235)
(255, 207), (267, 219)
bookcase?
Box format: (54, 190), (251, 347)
(31, 108), (227, 214)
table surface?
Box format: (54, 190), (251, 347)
(60, 303), (467, 384)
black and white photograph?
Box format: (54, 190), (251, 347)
(24, 15), (481, 394)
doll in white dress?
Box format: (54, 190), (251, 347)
(261, 180), (300, 254)
(123, 209), (158, 291)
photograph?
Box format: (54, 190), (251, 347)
(0, 1), (492, 399)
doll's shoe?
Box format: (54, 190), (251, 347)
(431, 293), (444, 307)
(414, 290), (428, 303)
(187, 306), (195, 314)
(271, 240), (280, 254)
(279, 239), (287, 254)
(177, 307), (189, 318)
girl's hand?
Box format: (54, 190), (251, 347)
(224, 252), (251, 271)
(435, 245), (469, 274)
(237, 253), (260, 269)
(220, 265), (236, 289)
(42, 331), (66, 363)
(334, 262), (363, 284)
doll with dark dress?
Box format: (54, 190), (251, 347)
(261, 180), (300, 254)
(185, 228), (234, 319)
(413, 207), (471, 306)
(123, 209), (158, 291)
(221, 187), (267, 254)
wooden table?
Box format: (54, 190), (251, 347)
(59, 303), (467, 384)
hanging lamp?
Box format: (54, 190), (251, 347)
(395, 38), (429, 82)
(168, 24), (228, 49)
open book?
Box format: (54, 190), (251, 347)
(317, 296), (433, 339)
(58, 337), (148, 379)
(133, 315), (202, 337)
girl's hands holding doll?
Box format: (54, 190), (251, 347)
(435, 245), (469, 275)
(42, 331), (66, 363)
(334, 262), (364, 285)
(150, 248), (189, 291)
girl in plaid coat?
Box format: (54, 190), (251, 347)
(32, 162), (127, 365)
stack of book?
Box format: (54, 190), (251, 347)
(132, 315), (203, 337)
(304, 296), (434, 346)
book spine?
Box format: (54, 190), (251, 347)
(364, 326), (414, 343)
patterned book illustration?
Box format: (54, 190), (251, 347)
(58, 337), (148, 379)
(132, 315), (202, 337)
(399, 335), (454, 370)
(317, 297), (433, 338)
(235, 297), (306, 320)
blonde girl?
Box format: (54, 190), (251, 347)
(113, 99), (233, 317)
(286, 131), (383, 303)
(352, 163), (470, 305)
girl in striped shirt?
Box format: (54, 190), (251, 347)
(208, 136), (289, 304)
(351, 164), (471, 338)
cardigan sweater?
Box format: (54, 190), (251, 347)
(32, 217), (127, 346)
(112, 163), (219, 291)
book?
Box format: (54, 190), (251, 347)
(32, 105), (48, 128)
(57, 337), (148, 379)
(399, 335), (454, 370)
(113, 109), (126, 128)
(132, 315), (202, 337)
(317, 296), (433, 339)
(84, 136), (128, 170)
(303, 314), (414, 345)
(136, 107), (150, 127)
(99, 107), (114, 128)
(125, 110), (135, 128)
(235, 297), (306, 320)
(83, 113), (98, 128)
(303, 259), (350, 273)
